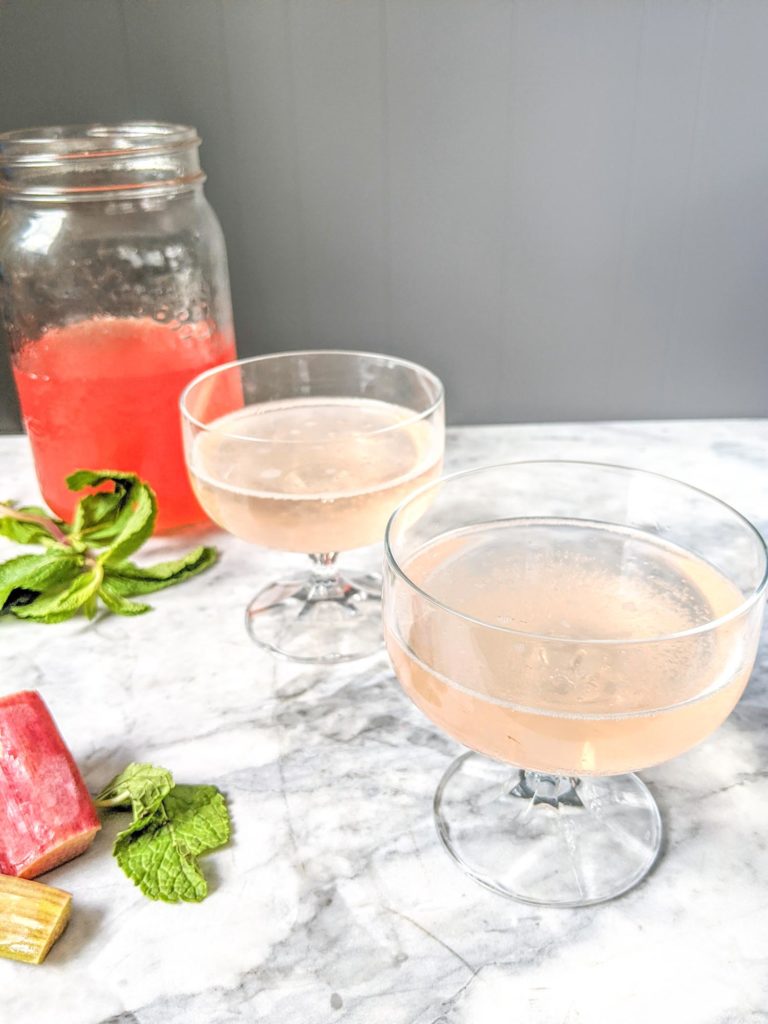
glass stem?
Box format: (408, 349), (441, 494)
(306, 552), (343, 601)
(507, 770), (583, 809)
(309, 551), (339, 582)
(305, 553), (376, 610)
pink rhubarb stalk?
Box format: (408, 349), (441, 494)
(0, 691), (100, 878)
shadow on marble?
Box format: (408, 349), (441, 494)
(46, 904), (104, 966)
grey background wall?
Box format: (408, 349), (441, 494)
(1, 0), (768, 432)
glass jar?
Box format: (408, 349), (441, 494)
(0, 122), (237, 531)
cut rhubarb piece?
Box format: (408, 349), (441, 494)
(0, 873), (72, 964)
(0, 691), (101, 879)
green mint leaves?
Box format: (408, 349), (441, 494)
(94, 762), (175, 837)
(115, 786), (231, 903)
(0, 470), (217, 623)
(95, 764), (231, 903)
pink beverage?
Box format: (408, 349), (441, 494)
(188, 397), (444, 553)
(385, 519), (759, 776)
(13, 318), (236, 531)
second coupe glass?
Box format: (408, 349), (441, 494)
(384, 462), (766, 906)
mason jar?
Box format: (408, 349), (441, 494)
(0, 122), (236, 531)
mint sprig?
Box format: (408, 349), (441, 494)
(95, 764), (231, 903)
(0, 470), (217, 623)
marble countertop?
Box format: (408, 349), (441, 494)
(1, 420), (767, 1024)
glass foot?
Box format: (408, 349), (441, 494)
(245, 569), (383, 664)
(434, 752), (662, 907)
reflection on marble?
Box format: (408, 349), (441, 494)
(1, 422), (767, 1024)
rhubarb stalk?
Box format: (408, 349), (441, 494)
(0, 691), (101, 878)
(0, 874), (72, 964)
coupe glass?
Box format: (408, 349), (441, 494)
(383, 462), (767, 906)
(181, 350), (444, 663)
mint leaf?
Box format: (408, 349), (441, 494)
(116, 817), (208, 903)
(97, 762), (231, 903)
(95, 763), (174, 838)
(0, 552), (83, 612)
(105, 546), (218, 598)
(12, 565), (103, 624)
(72, 490), (124, 539)
(98, 579), (152, 617)
(162, 786), (231, 857)
(113, 784), (231, 903)
(0, 503), (69, 547)
(66, 471), (157, 562)
(102, 485), (156, 565)
(0, 470), (216, 624)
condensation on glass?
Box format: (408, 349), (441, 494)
(0, 123), (236, 530)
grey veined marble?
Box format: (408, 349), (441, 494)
(1, 422), (767, 1024)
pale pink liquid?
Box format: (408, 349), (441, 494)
(189, 397), (443, 553)
(386, 520), (760, 775)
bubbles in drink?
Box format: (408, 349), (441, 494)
(190, 397), (443, 552)
(386, 520), (758, 774)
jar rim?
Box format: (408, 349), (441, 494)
(0, 122), (199, 167)
(0, 122), (203, 199)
